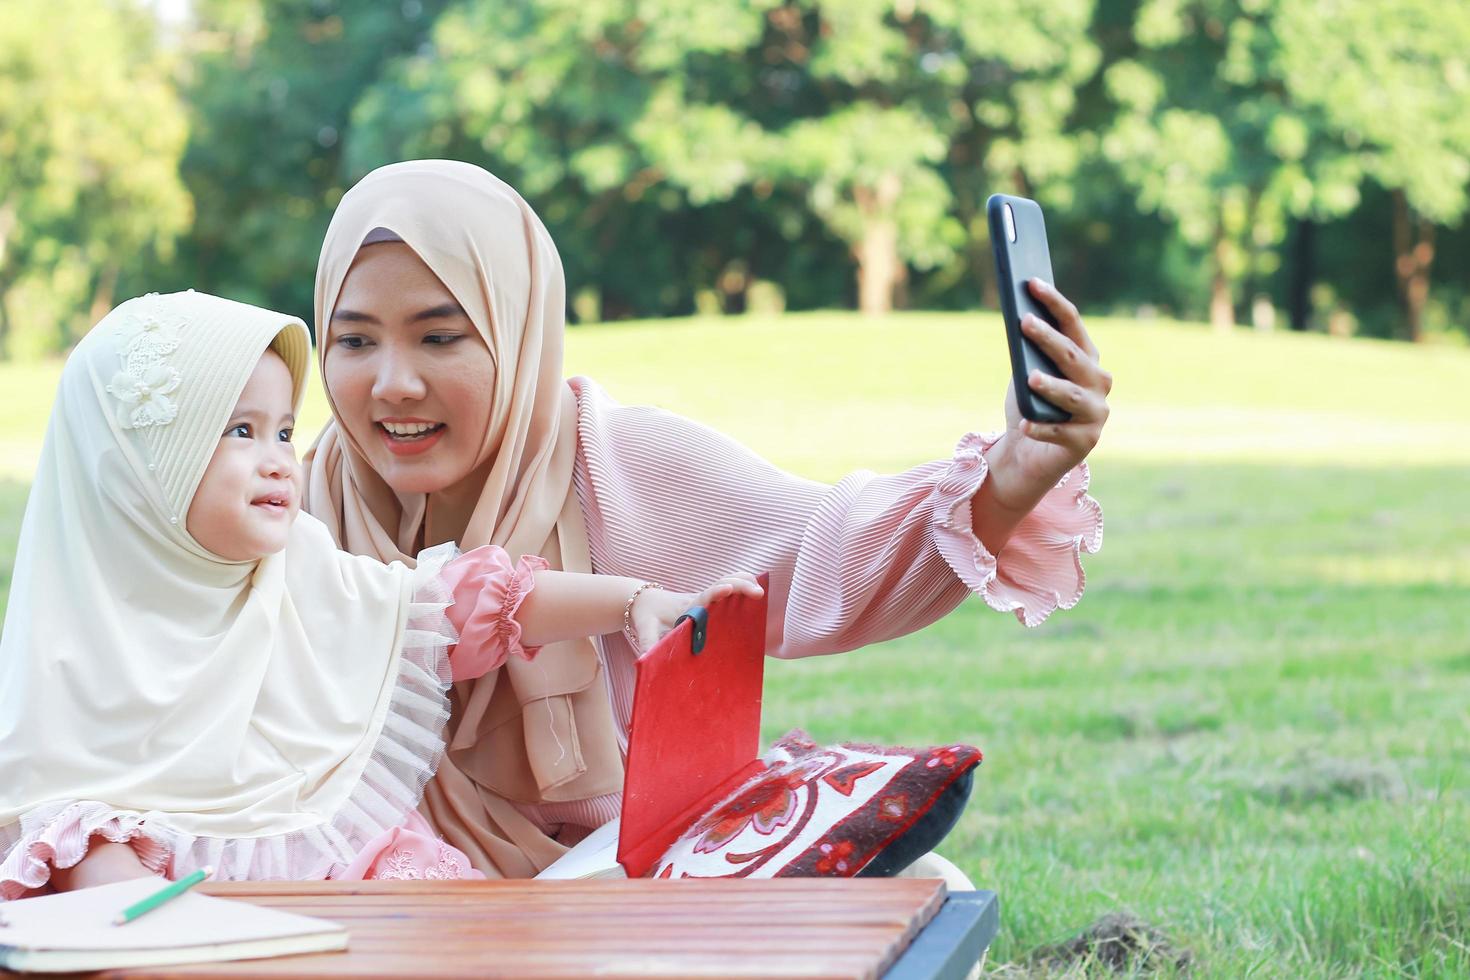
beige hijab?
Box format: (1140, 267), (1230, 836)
(305, 161), (623, 877)
(0, 292), (440, 882)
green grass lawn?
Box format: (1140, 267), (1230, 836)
(2, 313), (1468, 977)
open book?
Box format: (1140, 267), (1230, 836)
(0, 877), (347, 973)
(538, 576), (770, 880)
(535, 818), (627, 880)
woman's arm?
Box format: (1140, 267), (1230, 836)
(48, 838), (152, 891)
(567, 312), (1104, 656)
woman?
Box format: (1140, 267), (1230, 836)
(304, 160), (1109, 879)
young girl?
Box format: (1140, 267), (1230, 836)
(0, 290), (758, 897)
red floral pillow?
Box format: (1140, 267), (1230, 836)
(649, 729), (981, 879)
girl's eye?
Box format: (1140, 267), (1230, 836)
(229, 423), (252, 439)
(336, 335), (371, 350)
(278, 427), (294, 443)
(424, 334), (462, 346)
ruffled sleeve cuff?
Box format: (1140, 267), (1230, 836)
(1, 551), (459, 899)
(438, 545), (551, 682)
(931, 432), (1104, 628)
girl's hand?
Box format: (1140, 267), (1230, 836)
(987, 279), (1112, 512)
(629, 573), (764, 653)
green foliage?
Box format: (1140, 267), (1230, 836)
(782, 104), (958, 270)
(2, 0), (1469, 350)
(151, 0), (448, 321)
(1098, 0), (1470, 330)
(0, 0), (190, 358)
(1275, 0), (1470, 225)
(348, 0), (1101, 314)
(1102, 0), (1369, 324)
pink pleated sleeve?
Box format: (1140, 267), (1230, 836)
(569, 377), (1103, 658)
(439, 546), (549, 681)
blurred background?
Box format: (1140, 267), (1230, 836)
(2, 1), (1469, 977)
(2, 0), (1470, 354)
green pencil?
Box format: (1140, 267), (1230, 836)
(112, 866), (213, 925)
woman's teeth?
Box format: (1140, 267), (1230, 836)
(380, 421), (443, 438)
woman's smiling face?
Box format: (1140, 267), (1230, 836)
(323, 241), (496, 495)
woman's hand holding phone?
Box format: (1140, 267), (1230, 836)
(1010, 278), (1111, 463)
(970, 279), (1111, 553)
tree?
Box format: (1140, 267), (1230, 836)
(1273, 0), (1470, 341)
(1102, 0), (1363, 331)
(350, 0), (1099, 317)
(0, 0), (191, 358)
(346, 0), (791, 318)
(158, 0), (448, 321)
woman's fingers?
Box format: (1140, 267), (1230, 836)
(1018, 419), (1073, 446)
(693, 573), (764, 606)
(1027, 279), (1099, 360)
(1019, 417), (1097, 451)
(1021, 314), (1111, 393)
(1028, 371), (1108, 423)
(719, 572), (764, 597)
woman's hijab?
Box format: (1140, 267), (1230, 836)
(305, 161), (624, 877)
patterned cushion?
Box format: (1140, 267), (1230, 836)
(649, 729), (981, 879)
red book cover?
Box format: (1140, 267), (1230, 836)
(616, 574), (770, 878)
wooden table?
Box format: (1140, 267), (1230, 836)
(16, 880), (997, 980)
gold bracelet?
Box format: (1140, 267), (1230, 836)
(622, 581), (662, 651)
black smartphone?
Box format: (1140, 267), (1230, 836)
(987, 193), (1070, 424)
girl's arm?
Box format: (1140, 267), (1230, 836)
(438, 549), (762, 682)
(517, 570), (762, 652)
(48, 838), (153, 891)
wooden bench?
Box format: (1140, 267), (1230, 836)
(4, 879), (997, 979)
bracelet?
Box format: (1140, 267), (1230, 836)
(622, 581), (662, 650)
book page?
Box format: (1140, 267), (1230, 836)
(0, 877), (343, 953)
(533, 819), (627, 880)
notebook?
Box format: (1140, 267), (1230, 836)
(0, 876), (347, 973)
(537, 574), (770, 880)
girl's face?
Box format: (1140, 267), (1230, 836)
(323, 242), (496, 496)
(187, 349), (301, 561)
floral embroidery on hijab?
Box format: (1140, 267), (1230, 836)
(105, 293), (184, 429)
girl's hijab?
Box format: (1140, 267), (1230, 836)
(305, 161), (623, 877)
(0, 292), (444, 889)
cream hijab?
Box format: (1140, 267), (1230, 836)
(305, 161), (623, 877)
(0, 292), (435, 878)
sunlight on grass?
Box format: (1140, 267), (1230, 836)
(1302, 554), (1470, 587)
(3, 313), (1467, 480)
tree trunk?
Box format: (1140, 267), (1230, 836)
(1391, 190), (1435, 342)
(0, 279), (11, 360)
(1287, 217), (1314, 331)
(85, 263), (120, 341)
(1209, 227), (1235, 332)
(853, 173), (903, 317)
(0, 200), (17, 358)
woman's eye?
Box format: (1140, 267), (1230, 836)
(424, 334), (463, 346)
(336, 335), (370, 350)
(278, 427), (294, 443)
(229, 423), (252, 439)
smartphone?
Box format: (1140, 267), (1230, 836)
(987, 193), (1071, 424)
